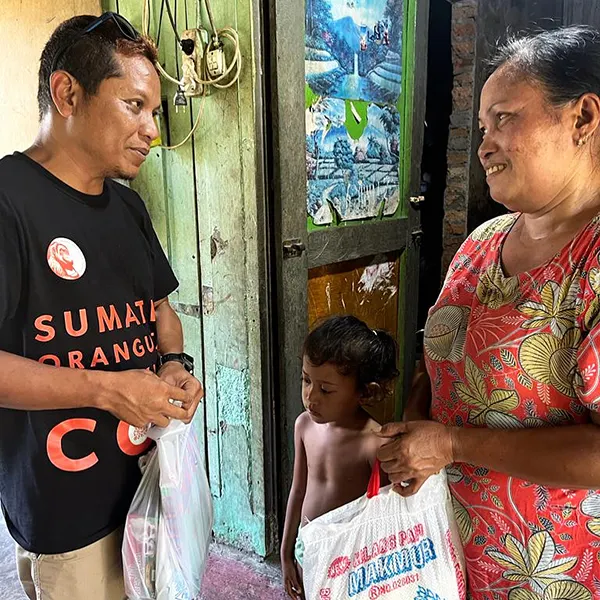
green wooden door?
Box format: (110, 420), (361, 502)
(268, 0), (430, 512)
(104, 0), (276, 555)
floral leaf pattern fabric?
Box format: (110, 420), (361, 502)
(518, 277), (579, 337)
(477, 264), (521, 310)
(426, 213), (600, 599)
(518, 329), (581, 398)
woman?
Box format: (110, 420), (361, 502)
(378, 26), (600, 599)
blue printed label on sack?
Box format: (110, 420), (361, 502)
(319, 523), (443, 599)
(348, 537), (436, 596)
(414, 586), (444, 600)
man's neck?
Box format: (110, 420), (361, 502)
(26, 131), (105, 195)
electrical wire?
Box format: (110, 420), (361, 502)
(195, 28), (242, 89)
(142, 0), (150, 41)
(164, 0), (181, 43)
(156, 0), (166, 47)
(173, 0), (180, 78)
(203, 0), (219, 44)
(144, 0), (179, 85)
(143, 0), (241, 88)
(162, 91), (208, 150)
(141, 0), (242, 147)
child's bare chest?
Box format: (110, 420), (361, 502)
(304, 428), (373, 485)
(301, 427), (375, 521)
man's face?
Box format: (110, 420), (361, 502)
(73, 54), (161, 180)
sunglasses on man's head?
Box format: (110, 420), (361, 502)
(51, 12), (140, 73)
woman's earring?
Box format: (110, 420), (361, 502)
(578, 135), (591, 147)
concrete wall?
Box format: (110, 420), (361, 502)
(0, 0), (101, 157)
(442, 0), (477, 274)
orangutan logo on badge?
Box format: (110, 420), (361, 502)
(128, 425), (149, 447)
(47, 238), (86, 281)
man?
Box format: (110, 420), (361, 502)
(0, 13), (203, 600)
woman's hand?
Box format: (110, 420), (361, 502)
(281, 557), (305, 599)
(377, 421), (454, 496)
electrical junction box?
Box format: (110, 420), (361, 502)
(180, 28), (210, 97)
(206, 47), (225, 78)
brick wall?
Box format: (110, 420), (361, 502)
(443, 0), (478, 273)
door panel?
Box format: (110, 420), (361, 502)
(270, 0), (429, 512)
(308, 253), (401, 423)
(564, 0), (600, 27)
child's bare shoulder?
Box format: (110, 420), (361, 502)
(363, 417), (382, 434)
(294, 411), (313, 434)
(358, 417), (383, 448)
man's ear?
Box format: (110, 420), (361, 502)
(360, 382), (382, 406)
(50, 71), (84, 118)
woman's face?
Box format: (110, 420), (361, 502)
(478, 67), (581, 213)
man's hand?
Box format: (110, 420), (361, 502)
(96, 369), (192, 428)
(153, 299), (203, 423)
(158, 361), (204, 423)
(281, 557), (305, 600)
(377, 421), (454, 496)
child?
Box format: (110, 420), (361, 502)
(280, 315), (399, 600)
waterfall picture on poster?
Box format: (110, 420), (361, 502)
(305, 0), (403, 104)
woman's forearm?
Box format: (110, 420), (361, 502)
(452, 423), (600, 488)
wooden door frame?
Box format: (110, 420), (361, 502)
(267, 0), (309, 527)
(268, 0), (430, 529)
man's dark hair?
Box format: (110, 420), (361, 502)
(38, 15), (159, 119)
(489, 25), (600, 107)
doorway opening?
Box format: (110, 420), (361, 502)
(418, 0), (453, 332)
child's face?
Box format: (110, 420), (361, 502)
(302, 357), (363, 423)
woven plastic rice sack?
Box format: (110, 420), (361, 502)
(299, 463), (466, 600)
(123, 419), (213, 600)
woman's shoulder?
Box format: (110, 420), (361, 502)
(442, 213), (518, 284)
(468, 212), (518, 243)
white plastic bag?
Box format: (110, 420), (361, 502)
(123, 448), (160, 600)
(299, 464), (466, 600)
(151, 420), (213, 600)
(123, 419), (213, 600)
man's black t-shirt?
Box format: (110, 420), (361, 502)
(0, 152), (178, 554)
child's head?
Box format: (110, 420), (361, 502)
(301, 315), (399, 423)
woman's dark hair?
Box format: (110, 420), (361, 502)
(38, 15), (159, 119)
(303, 315), (399, 394)
(489, 25), (600, 107)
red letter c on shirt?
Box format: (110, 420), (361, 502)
(46, 419), (99, 472)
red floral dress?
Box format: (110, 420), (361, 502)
(425, 213), (600, 600)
